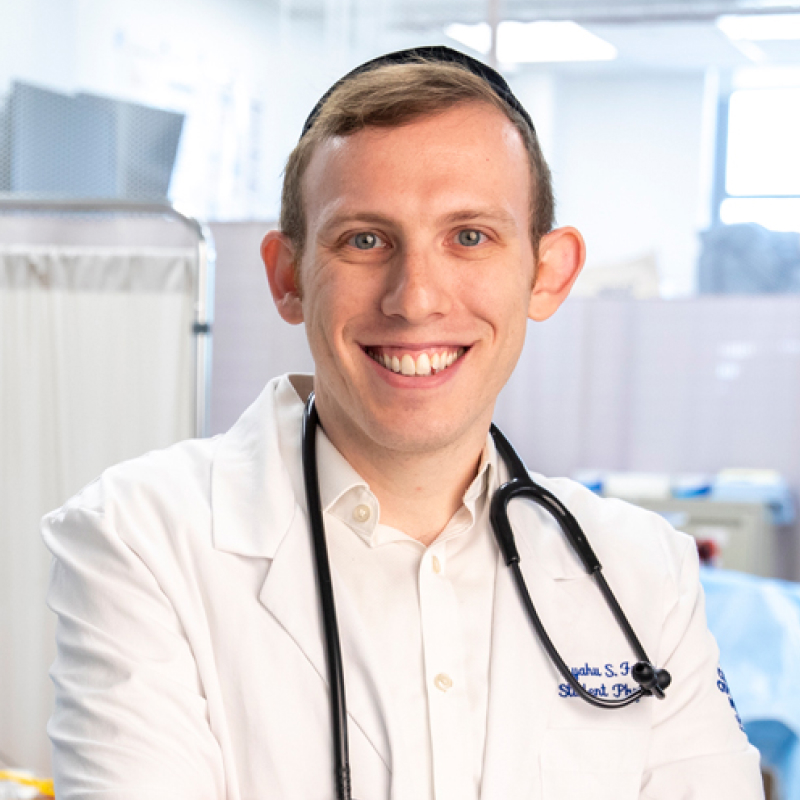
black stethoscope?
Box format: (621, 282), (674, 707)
(301, 393), (671, 800)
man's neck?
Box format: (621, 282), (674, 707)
(361, 444), (485, 547)
(318, 413), (489, 547)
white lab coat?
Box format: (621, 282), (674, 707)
(43, 374), (764, 800)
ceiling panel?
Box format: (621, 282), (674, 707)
(582, 21), (751, 70)
(387, 0), (800, 26)
(276, 0), (800, 73)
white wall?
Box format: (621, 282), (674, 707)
(507, 70), (558, 164)
(0, 0), (79, 95)
(549, 72), (708, 296)
(0, 0), (406, 219)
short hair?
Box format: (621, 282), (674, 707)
(280, 59), (555, 264)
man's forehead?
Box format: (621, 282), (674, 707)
(303, 103), (527, 191)
(313, 101), (520, 156)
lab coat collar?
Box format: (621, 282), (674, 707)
(211, 374), (311, 559)
(211, 373), (591, 580)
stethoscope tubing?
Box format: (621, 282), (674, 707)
(489, 424), (667, 707)
(302, 398), (353, 800)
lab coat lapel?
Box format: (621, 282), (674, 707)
(481, 491), (587, 800)
(258, 505), (393, 773)
(211, 375), (392, 773)
(329, 568), (396, 781)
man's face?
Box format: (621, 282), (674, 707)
(295, 101), (537, 461)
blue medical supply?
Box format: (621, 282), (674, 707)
(702, 568), (800, 798)
(711, 471), (796, 526)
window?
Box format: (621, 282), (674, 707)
(716, 86), (800, 232)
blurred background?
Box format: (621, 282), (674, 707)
(1, 0), (800, 797)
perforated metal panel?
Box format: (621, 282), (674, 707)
(0, 82), (184, 200)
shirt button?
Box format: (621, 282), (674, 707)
(431, 555), (442, 574)
(352, 504), (371, 523)
(434, 673), (453, 692)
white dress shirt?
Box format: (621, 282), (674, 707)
(316, 429), (501, 800)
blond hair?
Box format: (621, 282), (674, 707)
(280, 59), (554, 262)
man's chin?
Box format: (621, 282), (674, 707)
(361, 410), (484, 457)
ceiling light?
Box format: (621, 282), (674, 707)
(500, 21), (617, 63)
(446, 22), (492, 55)
(445, 20), (618, 63)
(717, 13), (800, 41)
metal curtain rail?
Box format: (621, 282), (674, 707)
(0, 195), (216, 438)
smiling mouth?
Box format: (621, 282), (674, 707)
(365, 346), (467, 377)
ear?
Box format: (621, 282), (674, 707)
(261, 230), (304, 325)
(528, 226), (586, 322)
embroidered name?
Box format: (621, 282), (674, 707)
(717, 667), (745, 732)
(558, 661), (636, 699)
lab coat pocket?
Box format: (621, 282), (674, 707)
(540, 728), (647, 800)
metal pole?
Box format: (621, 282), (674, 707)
(488, 0), (501, 69)
(193, 222), (216, 438)
(710, 72), (732, 230)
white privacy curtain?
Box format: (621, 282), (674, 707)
(0, 244), (196, 773)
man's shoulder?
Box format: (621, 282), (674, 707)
(48, 373), (303, 523)
(45, 435), (220, 530)
(532, 473), (695, 582)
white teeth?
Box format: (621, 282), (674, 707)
(371, 348), (463, 376)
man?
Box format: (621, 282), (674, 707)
(43, 47), (763, 799)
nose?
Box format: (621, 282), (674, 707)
(380, 246), (452, 323)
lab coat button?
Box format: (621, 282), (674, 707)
(353, 504), (371, 523)
(432, 555), (442, 574)
(434, 673), (453, 692)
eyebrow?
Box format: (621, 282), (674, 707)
(438, 207), (518, 228)
(318, 212), (395, 235)
(318, 206), (519, 236)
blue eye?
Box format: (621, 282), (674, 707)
(457, 229), (484, 247)
(351, 232), (384, 250)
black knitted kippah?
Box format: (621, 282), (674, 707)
(300, 45), (535, 138)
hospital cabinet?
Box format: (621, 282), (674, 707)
(632, 499), (774, 577)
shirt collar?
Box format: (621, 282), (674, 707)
(316, 427), (502, 546)
(465, 433), (501, 506)
(316, 428), (371, 512)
